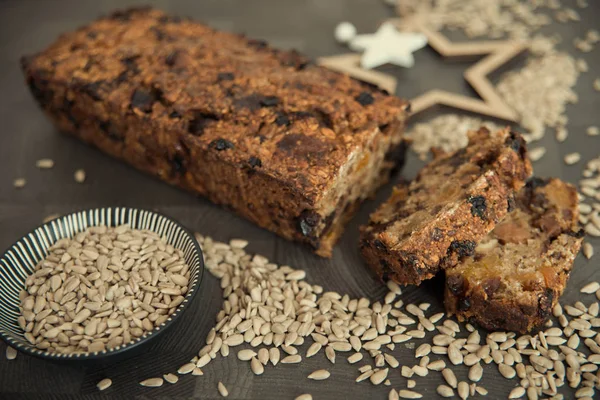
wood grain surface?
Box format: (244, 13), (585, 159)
(0, 0), (598, 399)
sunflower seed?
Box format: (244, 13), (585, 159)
(5, 346), (17, 360)
(448, 344), (463, 365)
(412, 365), (428, 377)
(306, 342), (321, 358)
(370, 368), (389, 385)
(499, 364), (516, 379)
(140, 377), (163, 387)
(197, 354), (211, 368)
(177, 363), (196, 374)
(398, 389), (422, 399)
(356, 369), (374, 382)
(308, 369), (330, 380)
(469, 363), (483, 382)
(437, 385), (454, 397)
(348, 352), (363, 364)
(401, 365), (414, 378)
(529, 147), (546, 161)
(250, 357), (264, 375)
(229, 239), (248, 249)
(325, 346), (336, 363)
(36, 159), (54, 169)
(237, 349), (257, 361)
(414, 343), (431, 358)
(389, 389), (399, 400)
(281, 355), (301, 364)
(457, 381), (469, 400)
(269, 347), (280, 366)
(428, 360), (446, 371)
(582, 242), (594, 259)
(442, 368), (458, 388)
(582, 282), (600, 294)
(74, 169), (86, 183)
(330, 342), (352, 352)
(218, 381), (228, 397)
(564, 153), (581, 165)
(96, 378), (112, 391)
(295, 395), (312, 400)
(13, 178), (26, 189)
(163, 373), (178, 384)
(256, 348), (269, 365)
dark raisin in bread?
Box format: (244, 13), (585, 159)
(444, 177), (583, 333)
(360, 127), (532, 285)
(20, 7), (410, 257)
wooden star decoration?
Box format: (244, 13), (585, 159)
(317, 53), (398, 94)
(390, 16), (526, 122)
(319, 16), (526, 123)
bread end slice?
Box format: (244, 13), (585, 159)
(444, 177), (583, 333)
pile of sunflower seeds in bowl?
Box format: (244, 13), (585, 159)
(18, 224), (191, 355)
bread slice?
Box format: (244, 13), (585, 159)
(444, 177), (583, 333)
(360, 127), (532, 285)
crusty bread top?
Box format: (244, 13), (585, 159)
(368, 128), (531, 233)
(21, 7), (409, 205)
(446, 177), (582, 304)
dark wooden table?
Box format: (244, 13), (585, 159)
(0, 0), (598, 398)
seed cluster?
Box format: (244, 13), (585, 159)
(18, 225), (190, 355)
(579, 156), (600, 244)
(123, 235), (600, 399)
(406, 116), (502, 160)
(399, 0), (585, 162)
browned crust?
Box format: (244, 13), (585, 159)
(20, 7), (409, 257)
(443, 283), (559, 333)
(360, 127), (532, 285)
(444, 178), (583, 333)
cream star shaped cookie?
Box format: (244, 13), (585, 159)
(349, 22), (428, 69)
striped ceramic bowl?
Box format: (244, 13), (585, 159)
(0, 207), (203, 363)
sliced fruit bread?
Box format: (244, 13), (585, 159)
(444, 177), (583, 333)
(360, 127), (532, 285)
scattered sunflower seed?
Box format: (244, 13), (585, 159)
(140, 377), (163, 388)
(5, 346), (17, 360)
(163, 373), (178, 384)
(217, 381), (228, 397)
(437, 385), (454, 397)
(177, 363), (196, 375)
(74, 169), (86, 183)
(587, 126), (599, 136)
(308, 369), (330, 380)
(528, 147), (546, 161)
(13, 178), (26, 189)
(565, 153), (582, 165)
(36, 159), (54, 169)
(281, 355), (302, 364)
(398, 389), (422, 399)
(370, 368), (389, 385)
(96, 378), (112, 391)
(457, 381), (469, 400)
(582, 282), (600, 294)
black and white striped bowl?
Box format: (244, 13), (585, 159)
(0, 207), (203, 363)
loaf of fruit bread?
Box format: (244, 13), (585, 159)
(444, 177), (583, 333)
(360, 127), (532, 285)
(20, 7), (410, 257)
